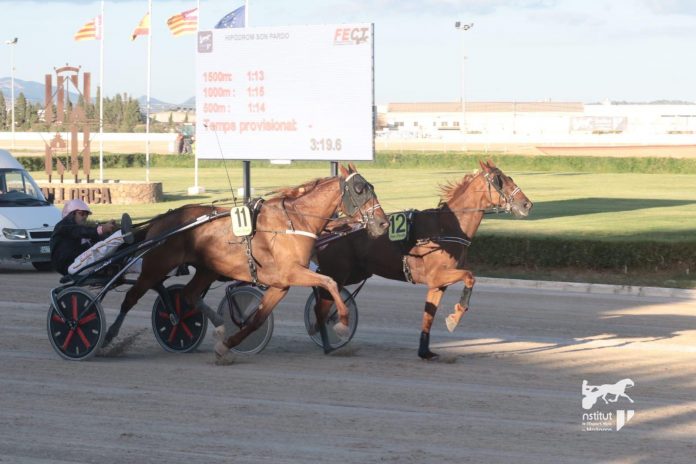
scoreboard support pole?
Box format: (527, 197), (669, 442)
(243, 160), (251, 203)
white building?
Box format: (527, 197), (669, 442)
(377, 101), (696, 148)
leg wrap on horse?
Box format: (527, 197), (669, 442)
(459, 286), (472, 309)
(418, 331), (431, 359)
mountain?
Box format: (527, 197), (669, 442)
(0, 77), (75, 104)
(136, 95), (195, 112)
(0, 77), (194, 110)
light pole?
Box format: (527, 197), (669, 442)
(4, 37), (17, 149)
(454, 22), (473, 148)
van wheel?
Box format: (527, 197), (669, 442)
(32, 261), (54, 272)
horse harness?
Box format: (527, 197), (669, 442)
(402, 235), (472, 284)
(235, 173), (381, 286)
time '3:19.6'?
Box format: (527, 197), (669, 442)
(309, 138), (342, 151)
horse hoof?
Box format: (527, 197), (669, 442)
(419, 351), (440, 361)
(214, 341), (229, 358)
(213, 325), (226, 341)
(445, 315), (458, 333)
(333, 322), (350, 339)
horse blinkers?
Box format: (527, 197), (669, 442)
(339, 173), (386, 235)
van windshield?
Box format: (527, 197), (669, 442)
(0, 169), (49, 206)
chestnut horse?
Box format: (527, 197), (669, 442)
(104, 164), (389, 357)
(311, 160), (532, 359)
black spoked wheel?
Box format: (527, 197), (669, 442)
(47, 287), (106, 361)
(216, 285), (273, 355)
(304, 287), (358, 350)
(151, 284), (208, 353)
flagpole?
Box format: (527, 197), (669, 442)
(242, 0), (251, 202)
(99, 0), (104, 182)
(193, 0), (200, 191)
(145, 0), (152, 183)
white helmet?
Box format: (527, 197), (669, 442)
(62, 199), (92, 218)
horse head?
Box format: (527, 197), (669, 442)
(619, 378), (635, 390)
(338, 163), (389, 238)
(479, 160), (533, 218)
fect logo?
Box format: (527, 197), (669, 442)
(334, 27), (370, 45)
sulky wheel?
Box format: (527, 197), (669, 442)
(216, 285), (273, 355)
(304, 287), (358, 350)
(151, 284), (208, 353)
(47, 287), (106, 361)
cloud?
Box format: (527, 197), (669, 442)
(639, 0), (696, 15)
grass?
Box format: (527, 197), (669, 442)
(27, 157), (696, 288)
(33, 165), (696, 243)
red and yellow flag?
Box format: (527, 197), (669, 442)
(74, 15), (102, 41)
(167, 8), (198, 37)
(131, 12), (150, 41)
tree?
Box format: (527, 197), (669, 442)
(0, 92), (6, 130)
(121, 96), (142, 132)
(14, 92), (27, 127)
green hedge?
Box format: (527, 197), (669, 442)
(468, 235), (696, 271)
(19, 151), (696, 174)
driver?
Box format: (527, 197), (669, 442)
(50, 199), (134, 275)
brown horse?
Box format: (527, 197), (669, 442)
(311, 160), (532, 359)
(103, 164), (389, 357)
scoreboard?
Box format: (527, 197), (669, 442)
(195, 23), (374, 161)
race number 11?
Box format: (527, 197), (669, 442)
(231, 206), (253, 236)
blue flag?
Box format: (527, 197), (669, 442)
(215, 5), (245, 28)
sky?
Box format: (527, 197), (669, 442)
(1, 0), (696, 105)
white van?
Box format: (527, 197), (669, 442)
(0, 149), (61, 270)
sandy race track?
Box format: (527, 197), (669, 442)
(1, 265), (695, 463)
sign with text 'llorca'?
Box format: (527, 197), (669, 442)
(196, 24), (374, 161)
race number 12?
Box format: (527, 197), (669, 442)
(389, 212), (407, 241)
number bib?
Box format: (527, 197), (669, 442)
(231, 206), (253, 236)
(388, 212), (408, 241)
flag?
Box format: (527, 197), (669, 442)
(74, 15), (102, 41)
(131, 12), (150, 41)
(167, 7), (198, 37)
(215, 5), (245, 29)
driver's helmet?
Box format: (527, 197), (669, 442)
(61, 199), (92, 218)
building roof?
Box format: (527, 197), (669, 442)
(387, 101), (585, 113)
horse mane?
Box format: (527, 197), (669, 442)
(269, 176), (334, 199)
(437, 172), (479, 206)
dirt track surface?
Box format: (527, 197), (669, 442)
(1, 265), (695, 463)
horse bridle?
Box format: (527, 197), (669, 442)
(340, 172), (381, 226)
(483, 170), (521, 213)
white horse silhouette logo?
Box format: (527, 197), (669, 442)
(582, 378), (634, 410)
(198, 32), (213, 53)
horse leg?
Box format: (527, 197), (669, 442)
(217, 286), (288, 357)
(104, 251), (181, 346)
(104, 274), (159, 345)
(308, 287), (333, 334)
(310, 287), (342, 354)
(418, 287), (446, 360)
(426, 269), (476, 333)
(181, 267), (222, 327)
(281, 266), (352, 339)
